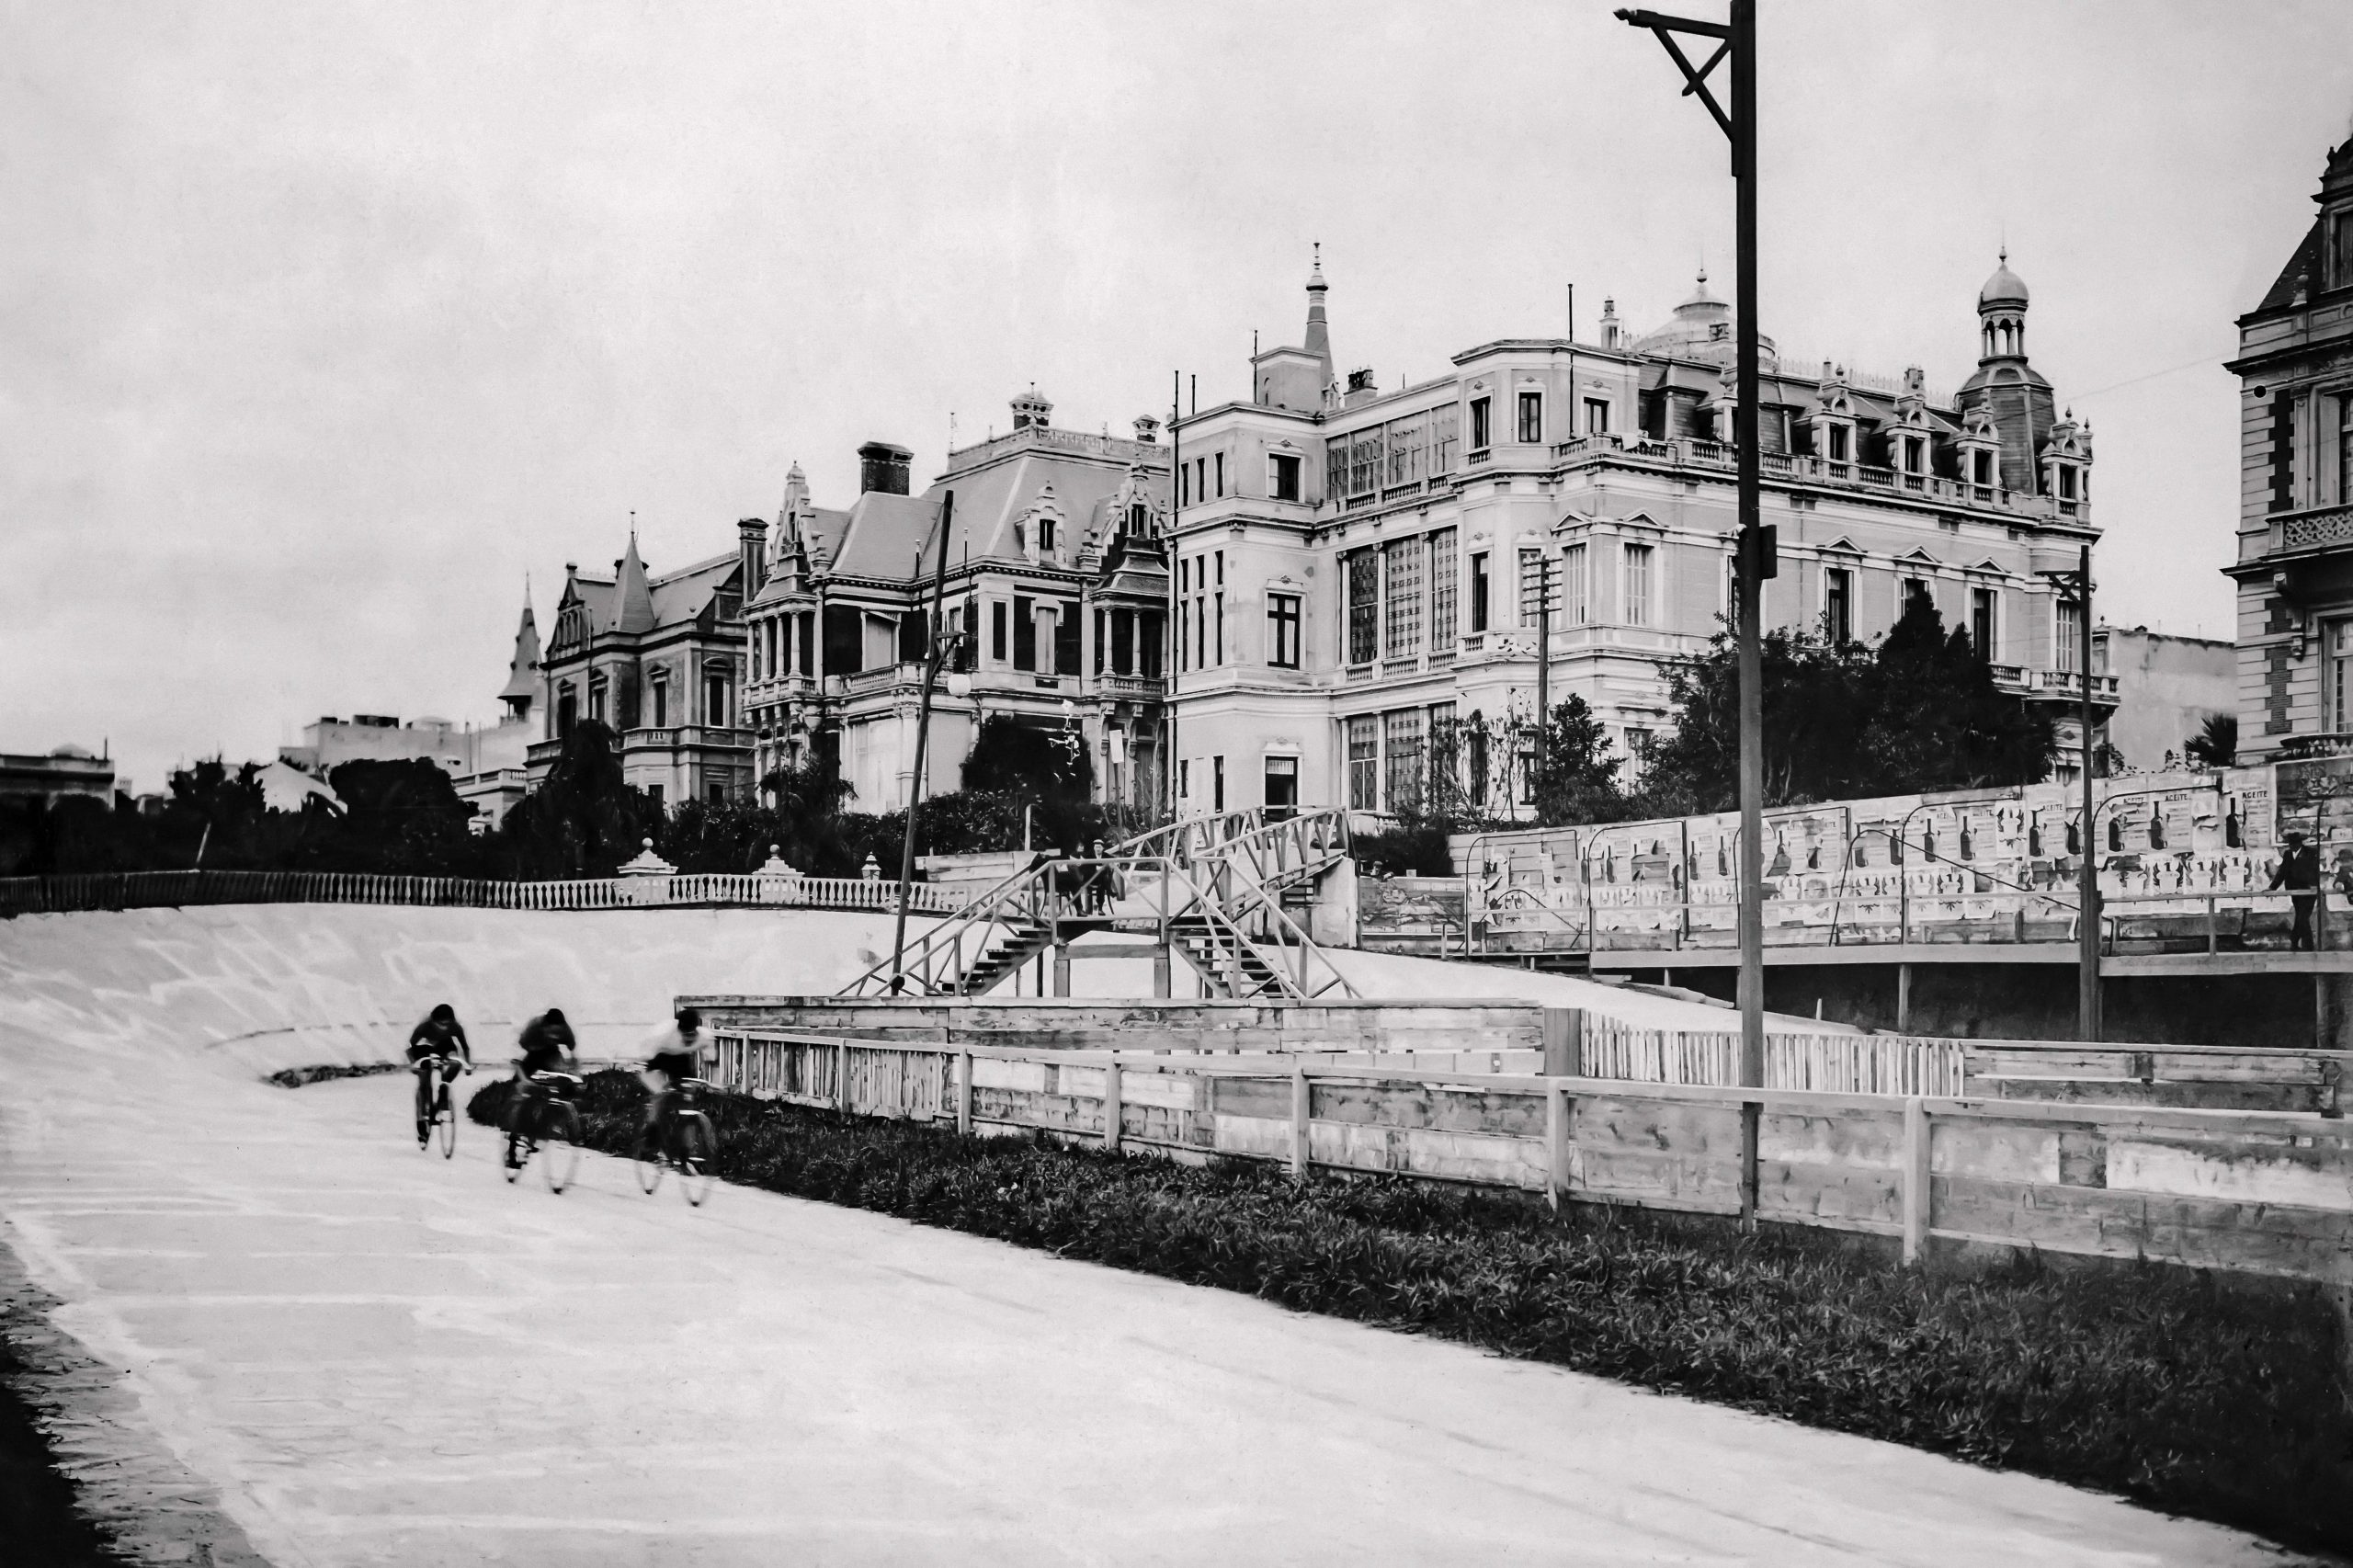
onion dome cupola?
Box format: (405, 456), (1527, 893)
(1953, 248), (2057, 497)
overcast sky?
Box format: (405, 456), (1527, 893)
(6, 1), (2352, 791)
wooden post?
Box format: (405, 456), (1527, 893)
(1545, 1085), (1572, 1212)
(2207, 893), (2219, 956)
(956, 1050), (972, 1136)
(1896, 962), (1912, 1032)
(1151, 942), (1172, 998)
(1901, 1096), (1931, 1266)
(835, 1040), (850, 1112)
(1052, 941), (1072, 997)
(1103, 1058), (1122, 1152)
(1289, 1062), (1310, 1177)
(1541, 1007), (1582, 1076)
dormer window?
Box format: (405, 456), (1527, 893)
(1972, 449), (1995, 488)
(2334, 210), (2353, 290)
(1827, 424), (1850, 462)
(2056, 465), (2078, 503)
(1039, 517), (1056, 554)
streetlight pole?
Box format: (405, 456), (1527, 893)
(1619, 1), (1770, 1219)
(889, 491), (961, 994)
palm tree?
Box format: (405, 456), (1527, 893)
(2185, 711), (2237, 769)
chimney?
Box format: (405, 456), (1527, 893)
(737, 516), (767, 598)
(1132, 415), (1160, 445)
(858, 441), (913, 495)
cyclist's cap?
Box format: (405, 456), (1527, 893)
(677, 1006), (702, 1032)
(543, 1006), (569, 1026)
(429, 1002), (457, 1023)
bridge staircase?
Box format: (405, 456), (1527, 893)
(835, 809), (1358, 1001)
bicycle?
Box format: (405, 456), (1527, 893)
(412, 1055), (467, 1159)
(631, 1076), (718, 1207)
(504, 1071), (584, 1194)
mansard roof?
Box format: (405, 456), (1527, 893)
(2255, 218), (2324, 315)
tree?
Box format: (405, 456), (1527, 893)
(324, 758), (480, 874)
(2186, 711), (2238, 769)
(1529, 696), (1630, 826)
(1858, 598), (2056, 794)
(959, 716), (1096, 852)
(1641, 602), (2055, 813)
(492, 722), (655, 878)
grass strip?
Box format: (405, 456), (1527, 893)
(472, 1071), (2353, 1553)
(266, 1062), (409, 1088)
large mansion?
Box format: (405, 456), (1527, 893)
(1165, 253), (2110, 821)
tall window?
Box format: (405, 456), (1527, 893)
(1110, 609), (1135, 676)
(1517, 391), (1543, 444)
(1382, 537), (1423, 657)
(1346, 717), (1379, 810)
(1469, 551), (1490, 631)
(650, 678), (668, 728)
(1518, 547), (1550, 627)
(1324, 438), (1347, 502)
(1387, 411), (1427, 486)
(1563, 542), (1589, 626)
(1824, 566), (1852, 642)
(1054, 602), (1081, 675)
(2331, 619), (2353, 733)
(1014, 596), (1037, 671)
(1382, 709), (1424, 812)
(1212, 755), (1225, 812)
(1584, 397), (1610, 435)
(1346, 551), (1378, 665)
(2334, 210), (2353, 291)
(2056, 597), (2081, 673)
(1267, 594), (1302, 668)
(1623, 542), (1654, 627)
(1971, 587), (1996, 660)
(1429, 403), (1461, 473)
(2340, 397), (2353, 505)
(1213, 551), (1225, 665)
(588, 679), (607, 725)
(1428, 529), (1457, 658)
(703, 671), (729, 727)
(991, 600), (1008, 663)
(1903, 577), (1933, 622)
(1972, 449), (1995, 489)
(1270, 452), (1302, 502)
(1213, 452), (1225, 497)
(1469, 396), (1492, 451)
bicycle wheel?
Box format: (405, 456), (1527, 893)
(413, 1068), (433, 1148)
(436, 1081), (458, 1160)
(540, 1102), (583, 1194)
(631, 1126), (664, 1196)
(674, 1113), (717, 1208)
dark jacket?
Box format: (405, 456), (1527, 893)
(517, 1012), (577, 1075)
(2271, 844), (2322, 892)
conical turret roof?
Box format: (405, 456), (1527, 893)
(497, 597), (540, 700)
(611, 531), (655, 634)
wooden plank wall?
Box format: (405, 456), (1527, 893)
(706, 1028), (2353, 1287)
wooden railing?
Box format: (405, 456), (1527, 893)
(704, 1028), (2353, 1285)
(0, 869), (967, 920)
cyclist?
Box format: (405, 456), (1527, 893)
(506, 1007), (580, 1168)
(639, 1006), (712, 1145)
(405, 1003), (472, 1144)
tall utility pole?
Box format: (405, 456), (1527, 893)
(1619, 2), (1771, 1219)
(2079, 544), (2098, 1040)
(2039, 548), (2099, 1039)
(1167, 369), (1182, 824)
(888, 492), (959, 994)
(1533, 556), (1554, 788)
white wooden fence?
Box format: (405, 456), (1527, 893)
(703, 1028), (2353, 1285)
(1578, 1015), (1966, 1096)
(0, 868), (967, 919)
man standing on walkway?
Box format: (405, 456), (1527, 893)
(2269, 830), (2323, 951)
